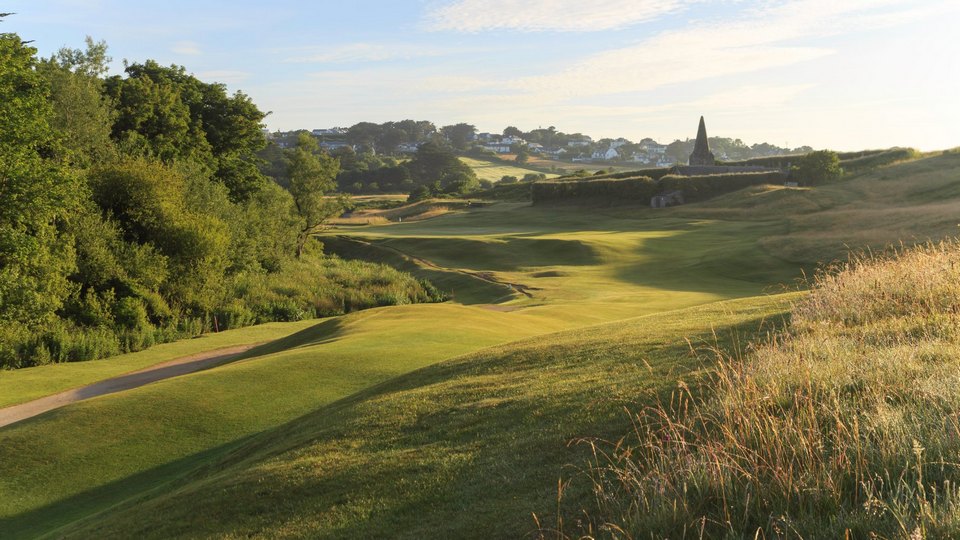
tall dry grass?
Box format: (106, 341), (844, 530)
(564, 241), (960, 539)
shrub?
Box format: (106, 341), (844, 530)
(790, 150), (842, 185)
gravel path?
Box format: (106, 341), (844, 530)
(0, 343), (260, 429)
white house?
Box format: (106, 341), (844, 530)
(592, 147), (620, 160)
(501, 135), (526, 146)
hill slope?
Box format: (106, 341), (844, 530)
(55, 295), (794, 539)
(1, 151), (958, 537)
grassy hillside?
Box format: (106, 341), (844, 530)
(578, 241), (960, 537)
(2, 151), (958, 537)
(459, 156), (560, 182)
(0, 320), (318, 409)
(52, 295), (795, 539)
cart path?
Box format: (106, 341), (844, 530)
(0, 343), (262, 429)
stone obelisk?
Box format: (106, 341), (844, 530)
(688, 116), (715, 166)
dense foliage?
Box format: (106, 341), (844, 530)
(790, 149), (843, 185)
(0, 34), (442, 369)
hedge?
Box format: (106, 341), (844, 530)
(532, 176), (658, 205)
(558, 167), (671, 181)
(720, 155), (805, 169)
(533, 170), (786, 205)
(840, 147), (918, 173)
(657, 171), (787, 201)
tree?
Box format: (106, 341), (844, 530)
(403, 142), (478, 194)
(346, 122), (382, 152)
(38, 37), (116, 167)
(792, 150), (842, 185)
(286, 133), (341, 257)
(503, 126), (523, 138)
(515, 148), (530, 164)
(440, 123), (476, 151)
(105, 61), (268, 201)
(0, 33), (81, 327)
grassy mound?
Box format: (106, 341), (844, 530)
(577, 241), (960, 538)
(50, 295), (793, 539)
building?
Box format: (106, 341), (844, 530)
(592, 147), (620, 160)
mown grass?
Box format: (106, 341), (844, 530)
(329, 201), (802, 322)
(0, 303), (600, 539)
(0, 319), (318, 409)
(51, 295), (794, 539)
(459, 156), (559, 182)
(571, 241), (960, 538)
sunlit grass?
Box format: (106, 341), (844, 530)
(571, 241), (960, 538)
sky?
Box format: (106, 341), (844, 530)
(5, 0), (960, 151)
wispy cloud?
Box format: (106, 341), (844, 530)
(508, 0), (938, 100)
(424, 0), (690, 32)
(281, 42), (464, 64)
(171, 40), (201, 56)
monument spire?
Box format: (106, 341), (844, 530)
(688, 115), (715, 166)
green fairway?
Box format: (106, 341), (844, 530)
(459, 156), (559, 182)
(329, 201), (803, 321)
(52, 294), (796, 539)
(0, 320), (319, 409)
(2, 152), (958, 538)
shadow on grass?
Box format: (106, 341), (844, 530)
(17, 308), (788, 539)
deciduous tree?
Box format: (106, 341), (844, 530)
(286, 134), (342, 257)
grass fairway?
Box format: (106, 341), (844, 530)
(2, 152), (957, 537)
(459, 156), (559, 182)
(54, 294), (796, 539)
(0, 320), (319, 409)
(0, 303), (602, 539)
(329, 201), (802, 322)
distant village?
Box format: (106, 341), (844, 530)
(263, 121), (810, 167)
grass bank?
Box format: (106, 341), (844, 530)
(575, 241), (960, 538)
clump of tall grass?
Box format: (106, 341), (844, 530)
(567, 241), (960, 538)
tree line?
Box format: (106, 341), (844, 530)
(0, 30), (441, 368)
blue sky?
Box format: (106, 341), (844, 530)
(6, 0), (960, 150)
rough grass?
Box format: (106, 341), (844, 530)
(571, 241), (960, 538)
